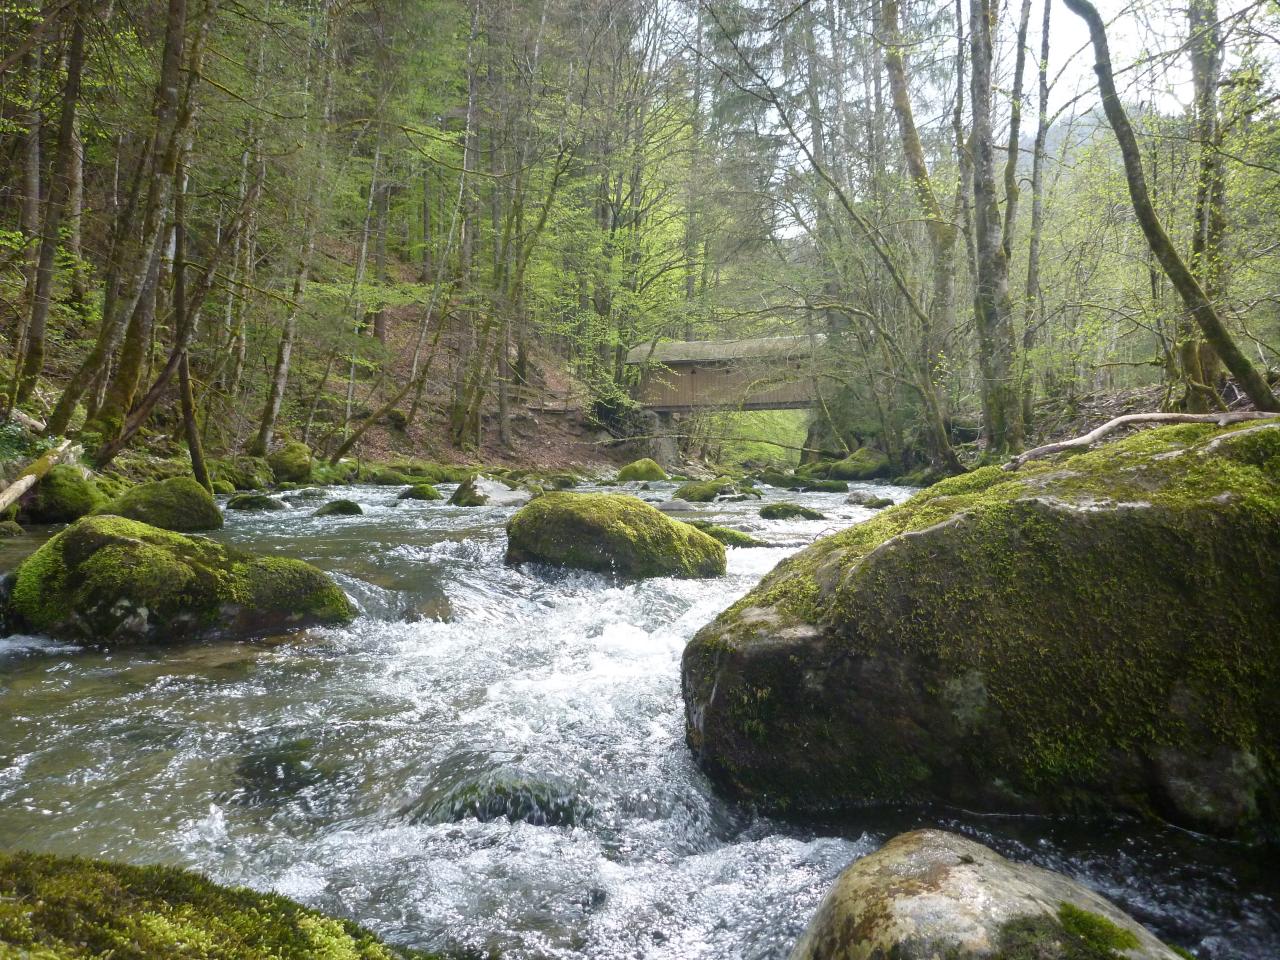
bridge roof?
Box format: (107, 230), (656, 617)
(624, 334), (825, 366)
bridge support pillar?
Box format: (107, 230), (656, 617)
(643, 410), (681, 471)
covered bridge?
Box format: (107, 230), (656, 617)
(624, 334), (825, 412)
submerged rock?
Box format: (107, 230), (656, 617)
(314, 498), (363, 517)
(22, 464), (104, 524)
(506, 491), (725, 579)
(398, 482), (443, 501)
(0, 850), (416, 959)
(617, 457), (669, 482)
(105, 476), (223, 531)
(402, 757), (592, 828)
(759, 502), (824, 521)
(682, 422), (1280, 837)
(7, 515), (354, 645)
(266, 439), (313, 484)
(790, 830), (1182, 960)
(682, 519), (767, 548)
(226, 492), (288, 512)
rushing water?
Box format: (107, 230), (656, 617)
(1, 480), (1277, 959)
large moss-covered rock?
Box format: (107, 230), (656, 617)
(209, 456), (274, 491)
(448, 474), (488, 507)
(22, 464), (104, 523)
(790, 830), (1182, 960)
(618, 457), (669, 482)
(8, 515), (354, 645)
(673, 477), (739, 502)
(105, 476), (223, 532)
(0, 851), (427, 959)
(507, 492), (725, 578)
(824, 447), (891, 481)
(0, 520), (23, 537)
(683, 422), (1280, 838)
(267, 440), (313, 484)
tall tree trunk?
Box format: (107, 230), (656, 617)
(17, 12), (85, 404)
(969, 0), (1023, 452)
(1063, 0), (1278, 412)
(248, 0), (334, 455)
(1181, 0), (1226, 409)
(1021, 0), (1051, 429)
(44, 0), (190, 437)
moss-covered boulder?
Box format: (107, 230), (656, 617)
(796, 478), (848, 493)
(0, 850), (425, 959)
(22, 464), (104, 524)
(673, 477), (739, 502)
(683, 422), (1280, 838)
(790, 830), (1182, 960)
(366, 468), (415, 486)
(314, 499), (363, 517)
(682, 519), (767, 548)
(211, 479), (236, 495)
(226, 493), (288, 512)
(8, 515), (354, 645)
(105, 476), (223, 532)
(209, 456), (273, 491)
(618, 458), (669, 482)
(0, 520), (23, 537)
(398, 483), (443, 501)
(507, 492), (725, 579)
(760, 502), (824, 521)
(824, 447), (891, 481)
(448, 474), (488, 507)
(267, 440), (313, 484)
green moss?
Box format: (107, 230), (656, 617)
(208, 456), (274, 491)
(759, 503), (824, 521)
(365, 468), (415, 486)
(825, 447), (891, 481)
(226, 493), (288, 512)
(267, 441), (313, 484)
(315, 499), (363, 517)
(507, 492), (725, 579)
(617, 458), (669, 482)
(211, 479), (236, 495)
(685, 422), (1280, 835)
(681, 519), (767, 548)
(398, 483), (443, 501)
(0, 850), (433, 959)
(796, 478), (848, 493)
(23, 465), (105, 524)
(104, 476), (223, 532)
(0, 520), (23, 537)
(993, 903), (1141, 959)
(8, 515), (353, 645)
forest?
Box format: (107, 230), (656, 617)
(2, 0), (1277, 471)
(1, 0), (1278, 958)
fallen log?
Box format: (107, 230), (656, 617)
(0, 439), (81, 514)
(1003, 411), (1280, 471)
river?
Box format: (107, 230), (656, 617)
(1, 479), (1276, 959)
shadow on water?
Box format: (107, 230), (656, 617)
(0, 481), (1276, 959)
